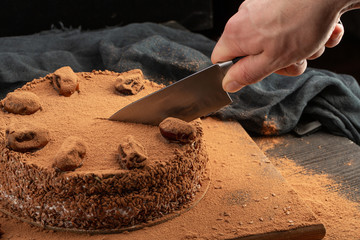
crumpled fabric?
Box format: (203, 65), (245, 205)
(213, 68), (360, 144)
(0, 22), (214, 85)
(1, 22), (360, 144)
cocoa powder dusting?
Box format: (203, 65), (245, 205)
(261, 115), (279, 135)
(256, 137), (360, 240)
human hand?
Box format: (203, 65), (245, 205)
(211, 0), (354, 92)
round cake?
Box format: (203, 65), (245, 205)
(0, 66), (209, 231)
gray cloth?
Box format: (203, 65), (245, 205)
(0, 22), (214, 85)
(214, 69), (360, 144)
(1, 22), (360, 144)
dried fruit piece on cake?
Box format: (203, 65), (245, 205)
(2, 91), (42, 115)
(6, 123), (50, 152)
(52, 66), (79, 97)
(117, 135), (148, 169)
(159, 117), (197, 144)
(52, 136), (87, 171)
(115, 69), (145, 95)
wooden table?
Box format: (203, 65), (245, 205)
(252, 130), (360, 203)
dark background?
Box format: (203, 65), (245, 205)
(0, 0), (359, 80)
(0, 0), (235, 37)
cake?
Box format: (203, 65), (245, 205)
(0, 66), (209, 231)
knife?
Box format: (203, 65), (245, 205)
(109, 58), (240, 125)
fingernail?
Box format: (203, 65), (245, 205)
(296, 60), (305, 66)
(224, 81), (243, 92)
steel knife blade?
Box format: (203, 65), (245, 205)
(109, 59), (237, 125)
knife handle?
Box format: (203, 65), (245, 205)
(232, 57), (243, 64)
(218, 57), (244, 74)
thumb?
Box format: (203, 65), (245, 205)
(211, 37), (242, 64)
(222, 55), (274, 92)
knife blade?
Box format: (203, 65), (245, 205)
(109, 59), (238, 125)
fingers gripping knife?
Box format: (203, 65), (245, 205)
(109, 58), (240, 125)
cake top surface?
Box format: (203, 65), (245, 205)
(0, 69), (193, 176)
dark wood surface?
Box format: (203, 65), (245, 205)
(252, 130), (360, 204)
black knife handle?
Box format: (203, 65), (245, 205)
(218, 57), (244, 75)
(232, 57), (243, 64)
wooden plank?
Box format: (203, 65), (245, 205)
(253, 131), (360, 203)
(200, 118), (325, 240)
(0, 118), (325, 239)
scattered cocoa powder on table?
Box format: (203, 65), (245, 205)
(255, 137), (360, 240)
